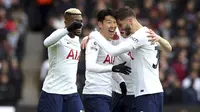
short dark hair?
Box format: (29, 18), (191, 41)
(97, 8), (116, 22)
(115, 7), (136, 20)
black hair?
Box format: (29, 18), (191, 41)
(97, 8), (116, 22)
(115, 6), (136, 20)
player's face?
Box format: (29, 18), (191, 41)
(117, 18), (132, 38)
(98, 16), (117, 39)
(66, 15), (83, 36)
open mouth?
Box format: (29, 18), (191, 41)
(120, 30), (125, 35)
(108, 29), (115, 34)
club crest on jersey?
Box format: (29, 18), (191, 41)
(66, 49), (80, 60)
(103, 55), (115, 64)
(93, 41), (97, 45)
(90, 41), (98, 51)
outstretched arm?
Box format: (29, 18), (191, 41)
(89, 31), (133, 56)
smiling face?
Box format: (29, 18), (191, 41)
(64, 8), (83, 36)
(98, 15), (117, 39)
(64, 14), (83, 36)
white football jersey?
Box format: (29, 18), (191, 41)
(42, 29), (81, 94)
(83, 38), (116, 97)
(111, 33), (135, 95)
(90, 27), (163, 97)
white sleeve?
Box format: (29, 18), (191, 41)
(86, 39), (113, 73)
(90, 31), (149, 56)
(112, 73), (125, 84)
(40, 60), (49, 80)
(130, 29), (150, 49)
(44, 29), (68, 47)
(119, 53), (131, 62)
(89, 31), (133, 56)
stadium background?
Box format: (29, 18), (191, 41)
(0, 0), (200, 112)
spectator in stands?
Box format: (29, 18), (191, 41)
(182, 70), (200, 104)
(163, 70), (182, 104)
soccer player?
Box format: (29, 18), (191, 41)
(89, 7), (172, 112)
(82, 8), (131, 112)
(37, 8), (84, 112)
(111, 30), (136, 112)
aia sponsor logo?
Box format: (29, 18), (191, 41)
(66, 49), (80, 60)
(103, 54), (115, 64)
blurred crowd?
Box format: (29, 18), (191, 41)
(0, 0), (27, 106)
(0, 0), (200, 107)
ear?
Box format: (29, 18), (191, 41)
(97, 21), (103, 29)
(64, 20), (67, 28)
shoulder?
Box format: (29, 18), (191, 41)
(86, 39), (99, 52)
(88, 39), (99, 47)
(86, 38), (99, 50)
(52, 28), (67, 34)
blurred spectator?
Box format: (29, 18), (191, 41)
(157, 18), (174, 40)
(163, 70), (182, 104)
(171, 49), (188, 82)
(182, 70), (200, 104)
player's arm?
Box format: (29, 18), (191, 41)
(86, 40), (131, 75)
(157, 37), (172, 52)
(119, 53), (131, 62)
(86, 39), (113, 73)
(44, 21), (82, 47)
(147, 29), (172, 52)
(44, 29), (68, 47)
(89, 31), (134, 56)
(112, 73), (125, 84)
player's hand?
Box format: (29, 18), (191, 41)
(81, 36), (89, 49)
(67, 21), (82, 32)
(146, 29), (161, 44)
(112, 62), (131, 75)
(120, 82), (127, 96)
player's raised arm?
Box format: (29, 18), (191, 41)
(44, 21), (83, 47)
(44, 29), (68, 47)
(89, 31), (133, 56)
(147, 29), (172, 52)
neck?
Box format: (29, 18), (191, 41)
(100, 31), (111, 41)
(68, 32), (75, 38)
(132, 20), (143, 33)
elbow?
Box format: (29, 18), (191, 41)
(168, 45), (172, 52)
(43, 39), (49, 48)
(166, 44), (172, 52)
(109, 51), (119, 56)
(86, 63), (95, 72)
